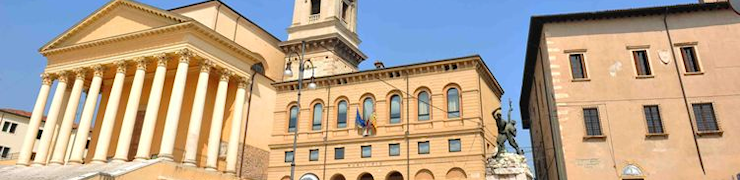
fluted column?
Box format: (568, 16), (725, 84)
(49, 69), (86, 165)
(112, 58), (148, 163)
(205, 70), (231, 171)
(134, 54), (168, 161)
(16, 73), (54, 166)
(225, 77), (248, 174)
(158, 49), (192, 161)
(182, 60), (213, 166)
(68, 65), (105, 164)
(32, 72), (70, 166)
(92, 61), (128, 164)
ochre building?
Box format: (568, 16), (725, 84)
(10, 0), (505, 180)
(520, 1), (740, 179)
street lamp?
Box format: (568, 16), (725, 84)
(285, 41), (317, 180)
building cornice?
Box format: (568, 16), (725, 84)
(279, 33), (367, 66)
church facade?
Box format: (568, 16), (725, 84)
(11, 0), (504, 180)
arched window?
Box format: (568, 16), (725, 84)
(418, 91), (430, 121)
(389, 95), (401, 124)
(337, 100), (348, 128)
(312, 103), (323, 131)
(363, 98), (374, 121)
(447, 88), (460, 118)
(288, 106), (299, 132)
(310, 0), (321, 15)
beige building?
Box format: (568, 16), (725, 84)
(0, 109), (89, 164)
(520, 1), (740, 179)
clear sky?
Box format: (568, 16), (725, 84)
(0, 0), (693, 173)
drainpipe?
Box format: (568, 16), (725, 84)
(405, 69), (411, 179)
(237, 67), (259, 178)
(662, 7), (706, 175)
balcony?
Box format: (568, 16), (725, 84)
(309, 14), (320, 23)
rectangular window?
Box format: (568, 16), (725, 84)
(36, 130), (43, 139)
(0, 146), (8, 158)
(449, 139), (461, 152)
(632, 50), (652, 76)
(418, 141), (430, 154)
(680, 47), (701, 73)
(569, 54), (587, 79)
(284, 151), (294, 163)
(693, 103), (719, 132)
(361, 145), (372, 158)
(309, 149), (319, 161)
(334, 147), (344, 160)
(389, 143), (400, 156)
(583, 108), (602, 136)
(8, 123), (17, 134)
(341, 1), (349, 20)
(643, 105), (664, 134)
(1, 122), (9, 132)
(310, 0), (321, 15)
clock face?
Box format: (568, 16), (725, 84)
(300, 174), (319, 180)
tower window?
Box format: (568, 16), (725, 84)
(341, 1), (349, 20)
(310, 0), (321, 15)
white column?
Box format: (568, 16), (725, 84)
(49, 69), (86, 165)
(134, 54), (168, 161)
(158, 49), (192, 161)
(182, 60), (212, 166)
(111, 59), (148, 163)
(16, 73), (54, 166)
(225, 77), (248, 175)
(205, 70), (231, 171)
(68, 65), (104, 164)
(92, 61), (128, 164)
(32, 72), (70, 166)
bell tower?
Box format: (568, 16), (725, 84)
(280, 0), (367, 80)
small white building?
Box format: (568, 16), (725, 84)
(0, 109), (89, 163)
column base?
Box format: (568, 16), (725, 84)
(30, 162), (45, 167)
(90, 159), (107, 164)
(182, 160), (197, 167)
(67, 160), (83, 165)
(205, 166), (218, 172)
(133, 157), (149, 162)
(111, 158), (128, 163)
(47, 162), (63, 166)
(224, 170), (236, 176)
(157, 154), (174, 161)
(15, 162), (29, 167)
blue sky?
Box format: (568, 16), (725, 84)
(0, 0), (693, 173)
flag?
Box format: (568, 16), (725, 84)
(369, 112), (377, 130)
(355, 108), (365, 128)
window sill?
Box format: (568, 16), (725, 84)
(583, 135), (606, 139)
(696, 130), (723, 136)
(646, 133), (668, 137)
(684, 72), (704, 76)
(572, 78), (591, 82)
(635, 75), (654, 79)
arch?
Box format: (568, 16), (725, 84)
(414, 169), (435, 180)
(358, 172), (374, 180)
(387, 92), (403, 124)
(330, 174), (346, 180)
(443, 83), (462, 119)
(335, 97), (349, 129)
(386, 171), (404, 180)
(287, 104), (299, 132)
(281, 176), (291, 180)
(446, 168), (467, 180)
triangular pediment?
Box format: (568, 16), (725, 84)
(40, 0), (192, 52)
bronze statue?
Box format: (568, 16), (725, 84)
(493, 99), (524, 158)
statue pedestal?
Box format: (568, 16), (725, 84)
(485, 153), (533, 180)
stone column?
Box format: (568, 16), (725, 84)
(112, 58), (148, 162)
(16, 73), (54, 166)
(32, 72), (70, 166)
(158, 49), (192, 161)
(49, 69), (86, 165)
(205, 70), (231, 171)
(92, 61), (128, 164)
(225, 77), (248, 175)
(182, 60), (212, 166)
(134, 54), (168, 161)
(68, 65), (104, 164)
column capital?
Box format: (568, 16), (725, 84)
(176, 49), (193, 64)
(134, 57), (148, 70)
(56, 71), (70, 83)
(154, 53), (168, 67)
(92, 64), (106, 77)
(236, 76), (249, 89)
(220, 69), (233, 82)
(115, 60), (127, 74)
(40, 73), (54, 85)
(200, 59), (213, 73)
(73, 68), (87, 80)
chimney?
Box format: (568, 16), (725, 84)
(374, 60), (385, 69)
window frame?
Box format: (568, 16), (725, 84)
(568, 53), (589, 80)
(418, 141), (430, 155)
(582, 107), (604, 137)
(361, 145), (372, 158)
(284, 151), (294, 163)
(417, 90), (431, 121)
(642, 105), (666, 135)
(0, 146), (9, 158)
(445, 86), (461, 118)
(288, 105), (299, 133)
(692, 103), (721, 133)
(448, 139), (461, 152)
(389, 94), (402, 124)
(309, 149), (319, 161)
(389, 143), (400, 156)
(310, 0), (321, 15)
(361, 96), (375, 122)
(1, 121), (9, 132)
(630, 49), (653, 77)
(8, 122), (17, 134)
(679, 45), (703, 74)
(336, 100), (348, 129)
(334, 147), (345, 160)
(311, 102), (323, 131)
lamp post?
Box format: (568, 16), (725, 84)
(285, 41), (317, 180)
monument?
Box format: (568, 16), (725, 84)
(486, 99), (533, 180)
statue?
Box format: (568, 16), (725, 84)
(493, 99), (524, 158)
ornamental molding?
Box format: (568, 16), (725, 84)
(40, 73), (54, 85)
(134, 57), (147, 70)
(220, 69), (233, 82)
(115, 60), (128, 74)
(73, 68), (87, 80)
(92, 64), (106, 77)
(200, 59), (213, 73)
(56, 71), (70, 83)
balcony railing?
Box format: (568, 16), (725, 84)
(309, 14), (320, 23)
